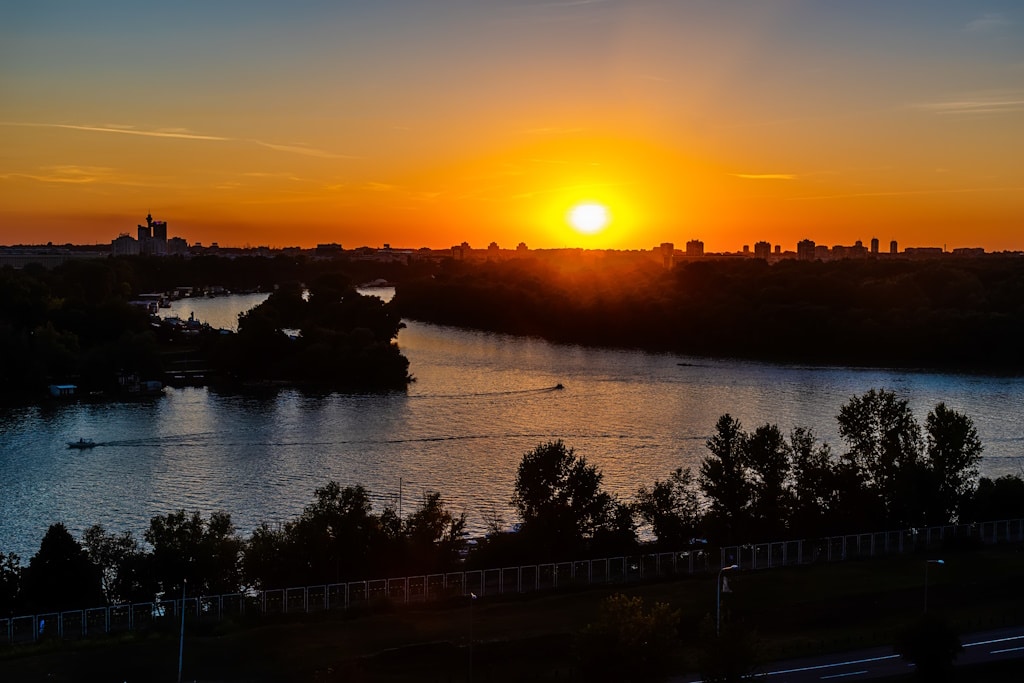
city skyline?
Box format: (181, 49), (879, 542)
(2, 1), (1023, 252)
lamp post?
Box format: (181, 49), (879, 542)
(177, 578), (187, 683)
(469, 592), (477, 682)
(924, 559), (944, 613)
(717, 564), (738, 636)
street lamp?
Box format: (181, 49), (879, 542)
(717, 564), (738, 636)
(924, 559), (944, 613)
(178, 578), (187, 683)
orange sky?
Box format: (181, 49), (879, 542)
(2, 2), (1022, 252)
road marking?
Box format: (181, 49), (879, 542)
(965, 635), (1024, 648)
(991, 646), (1024, 654)
(820, 670), (867, 679)
(765, 655), (900, 676)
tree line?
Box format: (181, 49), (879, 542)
(0, 255), (414, 398)
(2, 389), (1022, 617)
(394, 255), (1024, 371)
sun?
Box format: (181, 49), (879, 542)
(567, 203), (610, 234)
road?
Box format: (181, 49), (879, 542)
(676, 626), (1024, 682)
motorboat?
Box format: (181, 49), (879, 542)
(67, 438), (97, 449)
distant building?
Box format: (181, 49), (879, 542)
(754, 241), (771, 260)
(890, 240), (898, 255)
(112, 233), (140, 256)
(658, 242), (674, 269)
(870, 237), (879, 255)
(136, 213), (165, 255)
(952, 247), (985, 256)
(685, 239), (704, 257)
(167, 236), (189, 256)
(797, 239), (816, 261)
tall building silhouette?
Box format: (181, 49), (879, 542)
(797, 239), (816, 261)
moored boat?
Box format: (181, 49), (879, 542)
(67, 438), (97, 449)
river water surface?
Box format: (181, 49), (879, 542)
(1, 289), (1021, 558)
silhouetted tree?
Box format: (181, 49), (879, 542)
(20, 523), (103, 613)
(789, 427), (840, 536)
(402, 491), (467, 573)
(511, 441), (617, 559)
(924, 403), (982, 524)
(837, 389), (924, 527)
(144, 510), (243, 597)
(242, 522), (292, 591)
(967, 475), (1024, 521)
(0, 552), (21, 615)
(284, 482), (385, 583)
(744, 423), (793, 540)
(635, 467), (702, 547)
(82, 525), (152, 605)
(699, 415), (752, 543)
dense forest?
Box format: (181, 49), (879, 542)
(394, 255), (1024, 371)
(7, 252), (1022, 399)
(0, 255), (420, 398)
(2, 389), (1022, 617)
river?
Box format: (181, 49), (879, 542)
(1, 289), (1021, 558)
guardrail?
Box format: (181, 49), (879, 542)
(3, 518), (1021, 645)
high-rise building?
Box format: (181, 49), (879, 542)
(658, 242), (674, 269)
(112, 233), (140, 256)
(797, 239), (816, 261)
(870, 237), (879, 255)
(685, 239), (704, 257)
(890, 240), (898, 255)
(754, 241), (771, 260)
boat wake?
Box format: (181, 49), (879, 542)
(411, 384), (565, 400)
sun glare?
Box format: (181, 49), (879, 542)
(568, 203), (610, 235)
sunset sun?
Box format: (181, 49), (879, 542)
(568, 203), (610, 235)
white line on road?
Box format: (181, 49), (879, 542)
(991, 646), (1024, 654)
(820, 670), (868, 679)
(765, 654), (901, 677)
(965, 635), (1024, 648)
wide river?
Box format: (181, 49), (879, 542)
(1, 289), (1022, 558)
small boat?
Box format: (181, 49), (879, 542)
(67, 438), (97, 449)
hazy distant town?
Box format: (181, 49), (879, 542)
(0, 212), (1017, 271)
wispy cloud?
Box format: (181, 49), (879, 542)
(250, 140), (357, 159)
(7, 122), (228, 141)
(790, 186), (1024, 201)
(733, 173), (797, 180)
(0, 165), (154, 186)
(0, 165), (113, 184)
(913, 97), (1024, 115)
(965, 13), (1010, 33)
(0, 121), (353, 159)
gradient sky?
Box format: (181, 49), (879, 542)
(2, 1), (1022, 251)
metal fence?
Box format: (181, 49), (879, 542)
(3, 518), (1022, 645)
